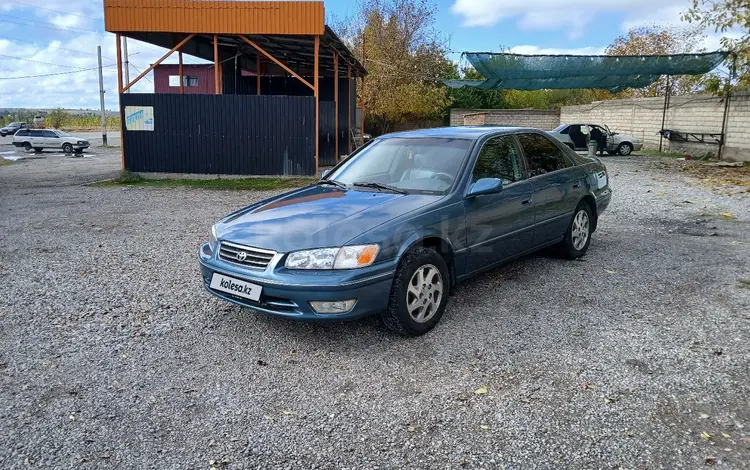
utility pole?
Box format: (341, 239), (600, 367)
(97, 45), (108, 147)
(123, 37), (130, 92)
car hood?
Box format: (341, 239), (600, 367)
(215, 185), (440, 253)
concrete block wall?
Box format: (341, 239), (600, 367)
(561, 93), (750, 161)
(450, 109), (561, 129)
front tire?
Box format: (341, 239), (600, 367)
(381, 247), (450, 336)
(557, 202), (593, 259)
(617, 142), (633, 156)
(62, 143), (73, 154)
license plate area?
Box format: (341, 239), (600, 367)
(209, 273), (262, 302)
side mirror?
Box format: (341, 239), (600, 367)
(467, 178), (503, 197)
(321, 169), (331, 178)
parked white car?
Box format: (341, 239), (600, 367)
(12, 129), (90, 154)
(548, 123), (642, 156)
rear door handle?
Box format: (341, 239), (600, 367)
(521, 199), (533, 205)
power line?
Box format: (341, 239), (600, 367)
(0, 64), (115, 80)
(0, 52), (92, 70)
(128, 62), (154, 85)
(0, 14), (102, 34)
(6, 0), (103, 21)
(0, 34), (113, 59)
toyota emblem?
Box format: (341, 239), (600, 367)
(237, 251), (247, 261)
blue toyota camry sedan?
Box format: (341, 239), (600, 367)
(198, 127), (611, 335)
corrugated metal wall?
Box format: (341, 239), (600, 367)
(318, 102), (335, 166)
(120, 93), (315, 175)
(104, 0), (324, 35)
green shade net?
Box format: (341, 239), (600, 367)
(445, 51), (730, 92)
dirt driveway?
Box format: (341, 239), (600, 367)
(0, 153), (748, 469)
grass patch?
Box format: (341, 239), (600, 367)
(92, 170), (316, 191)
(637, 148), (689, 159)
(0, 158), (12, 166)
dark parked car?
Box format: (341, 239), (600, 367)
(0, 122), (26, 137)
(198, 127), (612, 335)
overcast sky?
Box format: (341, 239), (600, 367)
(0, 0), (741, 110)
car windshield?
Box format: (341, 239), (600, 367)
(551, 124), (568, 132)
(327, 137), (472, 194)
(9, 122), (22, 126)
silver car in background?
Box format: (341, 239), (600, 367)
(12, 129), (90, 154)
(549, 123), (643, 156)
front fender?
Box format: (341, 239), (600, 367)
(345, 200), (468, 278)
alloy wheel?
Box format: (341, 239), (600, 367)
(571, 210), (590, 251)
(406, 264), (443, 323)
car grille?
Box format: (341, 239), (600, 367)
(218, 241), (276, 270)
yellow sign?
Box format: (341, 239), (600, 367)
(124, 106), (154, 131)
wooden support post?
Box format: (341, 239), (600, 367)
(122, 34), (196, 92)
(115, 33), (124, 171)
(238, 34), (315, 91)
(257, 54), (261, 95)
(115, 33), (123, 93)
(346, 65), (352, 155)
(178, 50), (184, 94)
(213, 34), (220, 95)
(334, 52), (339, 162)
(314, 35), (319, 173)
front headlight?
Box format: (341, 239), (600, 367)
(209, 225), (217, 248)
(285, 244), (379, 270)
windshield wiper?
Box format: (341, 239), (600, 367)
(353, 181), (407, 194)
(315, 179), (347, 190)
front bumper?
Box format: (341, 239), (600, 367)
(73, 143), (90, 150)
(632, 142), (643, 151)
(197, 243), (395, 320)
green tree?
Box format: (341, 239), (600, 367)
(683, 0), (750, 90)
(334, 0), (453, 134)
(45, 108), (70, 129)
(606, 24), (708, 97)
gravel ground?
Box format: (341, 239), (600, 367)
(0, 154), (748, 469)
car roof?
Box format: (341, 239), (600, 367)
(378, 126), (543, 140)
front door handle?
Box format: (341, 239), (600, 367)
(521, 199), (533, 205)
(572, 182), (581, 188)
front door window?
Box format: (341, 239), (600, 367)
(471, 135), (525, 185)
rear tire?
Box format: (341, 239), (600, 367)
(557, 202), (593, 259)
(33, 147), (42, 153)
(23, 142), (32, 151)
(380, 247), (450, 336)
(62, 143), (73, 154)
(617, 142), (633, 156)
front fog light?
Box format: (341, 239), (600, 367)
(310, 299), (357, 314)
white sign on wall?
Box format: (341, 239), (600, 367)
(124, 106), (154, 131)
(168, 75), (180, 87)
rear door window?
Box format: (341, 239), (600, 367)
(29, 130), (43, 137)
(517, 133), (572, 177)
